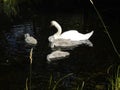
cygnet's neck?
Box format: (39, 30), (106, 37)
(53, 21), (62, 38)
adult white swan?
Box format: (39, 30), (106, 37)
(24, 33), (37, 46)
(49, 20), (94, 42)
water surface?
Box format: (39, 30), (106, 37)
(0, 11), (119, 90)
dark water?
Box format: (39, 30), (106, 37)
(0, 11), (119, 90)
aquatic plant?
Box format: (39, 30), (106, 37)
(47, 73), (85, 90)
(29, 48), (33, 90)
(48, 74), (53, 90)
(114, 65), (120, 90)
(90, 0), (120, 89)
(80, 81), (85, 90)
(24, 48), (33, 90)
(107, 65), (120, 90)
(25, 78), (28, 90)
(52, 73), (73, 90)
(48, 73), (74, 90)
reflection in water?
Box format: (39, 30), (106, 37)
(48, 35), (93, 63)
(47, 39), (93, 63)
(50, 39), (93, 50)
(47, 50), (70, 62)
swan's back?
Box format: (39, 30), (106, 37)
(60, 30), (94, 41)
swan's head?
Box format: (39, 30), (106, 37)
(50, 20), (59, 27)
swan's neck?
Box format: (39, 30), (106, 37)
(53, 23), (62, 39)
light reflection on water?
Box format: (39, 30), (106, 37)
(0, 14), (117, 90)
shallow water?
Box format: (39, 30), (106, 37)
(0, 11), (119, 90)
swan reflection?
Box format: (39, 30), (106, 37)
(47, 50), (70, 62)
(50, 39), (93, 50)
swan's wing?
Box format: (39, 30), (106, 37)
(60, 30), (84, 40)
(61, 30), (80, 35)
(61, 30), (80, 38)
(60, 30), (94, 41)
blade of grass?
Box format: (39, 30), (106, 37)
(53, 73), (73, 90)
(80, 81), (85, 90)
(48, 74), (53, 90)
(25, 77), (28, 90)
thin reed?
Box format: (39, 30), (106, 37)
(80, 81), (85, 90)
(115, 65), (120, 90)
(48, 74), (53, 90)
(90, 0), (120, 58)
(52, 73), (73, 90)
(25, 77), (28, 90)
(29, 48), (33, 90)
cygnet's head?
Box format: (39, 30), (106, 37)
(24, 33), (30, 38)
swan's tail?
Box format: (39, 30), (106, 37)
(84, 31), (94, 39)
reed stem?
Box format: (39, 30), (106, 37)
(80, 81), (85, 90)
(53, 73), (73, 90)
(29, 48), (33, 90)
(90, 0), (120, 58)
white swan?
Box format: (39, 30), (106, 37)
(24, 33), (37, 46)
(49, 20), (94, 42)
